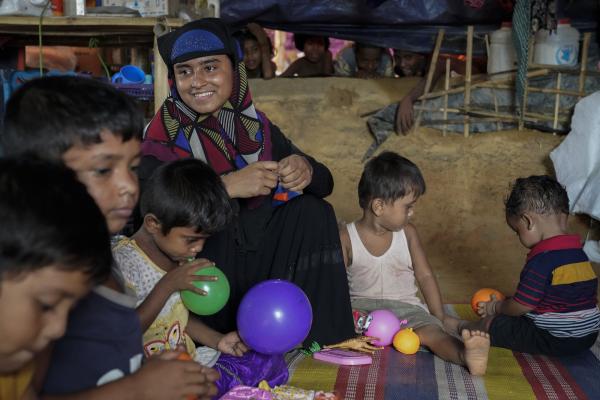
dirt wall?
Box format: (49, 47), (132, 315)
(250, 77), (591, 303)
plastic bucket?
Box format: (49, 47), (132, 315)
(534, 19), (580, 66)
(487, 22), (517, 78)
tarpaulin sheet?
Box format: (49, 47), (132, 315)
(222, 0), (597, 55)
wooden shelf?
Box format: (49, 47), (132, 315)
(0, 16), (184, 46)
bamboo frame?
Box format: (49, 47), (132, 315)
(442, 58), (451, 136)
(414, 29), (445, 133)
(553, 72), (562, 133)
(463, 26), (474, 137)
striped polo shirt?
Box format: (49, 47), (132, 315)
(513, 234), (600, 338)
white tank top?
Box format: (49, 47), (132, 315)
(346, 222), (424, 307)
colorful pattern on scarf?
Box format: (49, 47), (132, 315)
(143, 52), (272, 176)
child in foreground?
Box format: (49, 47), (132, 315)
(0, 158), (112, 399)
(113, 159), (288, 397)
(340, 151), (490, 375)
(445, 176), (600, 355)
(2, 76), (218, 399)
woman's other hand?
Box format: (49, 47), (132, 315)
(221, 161), (279, 198)
(278, 154), (313, 192)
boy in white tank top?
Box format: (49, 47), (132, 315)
(339, 152), (490, 376)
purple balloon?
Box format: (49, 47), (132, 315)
(237, 279), (312, 354)
(364, 309), (401, 346)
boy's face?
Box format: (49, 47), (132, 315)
(0, 267), (91, 373)
(394, 50), (425, 77)
(357, 47), (382, 74)
(378, 192), (417, 231)
(62, 131), (141, 235)
(303, 38), (326, 63)
(243, 38), (261, 71)
(153, 226), (211, 264)
(507, 214), (540, 249)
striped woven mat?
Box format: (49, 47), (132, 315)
(286, 305), (600, 399)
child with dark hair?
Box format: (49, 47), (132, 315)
(340, 151), (490, 375)
(240, 23), (276, 79)
(113, 158), (288, 397)
(281, 33), (333, 77)
(446, 175), (600, 356)
(0, 158), (111, 399)
(2, 76), (219, 399)
(334, 42), (393, 78)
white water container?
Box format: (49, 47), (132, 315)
(487, 22), (517, 77)
(534, 19), (580, 66)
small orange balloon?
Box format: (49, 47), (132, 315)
(471, 288), (505, 313)
(393, 328), (420, 355)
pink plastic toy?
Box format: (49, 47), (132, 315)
(220, 385), (273, 399)
(313, 348), (373, 365)
(364, 309), (402, 346)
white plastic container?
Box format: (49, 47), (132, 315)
(487, 22), (517, 77)
(534, 19), (580, 66)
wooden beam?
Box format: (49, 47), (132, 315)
(463, 25), (473, 137)
(413, 28), (445, 133)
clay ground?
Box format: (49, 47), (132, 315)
(250, 77), (599, 303)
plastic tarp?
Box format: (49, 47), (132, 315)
(550, 92), (600, 221)
(222, 0), (598, 55)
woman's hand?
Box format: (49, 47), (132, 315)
(217, 331), (249, 357)
(221, 161), (279, 198)
(278, 154), (312, 192)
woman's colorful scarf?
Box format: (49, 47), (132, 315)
(143, 19), (273, 177)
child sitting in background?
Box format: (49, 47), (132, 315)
(445, 176), (600, 356)
(280, 34), (333, 77)
(113, 159), (288, 397)
(334, 42), (394, 79)
(0, 158), (112, 399)
(240, 23), (276, 79)
(340, 151), (490, 375)
(2, 76), (219, 399)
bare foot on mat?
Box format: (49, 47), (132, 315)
(462, 329), (490, 376)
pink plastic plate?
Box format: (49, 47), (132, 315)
(313, 349), (373, 365)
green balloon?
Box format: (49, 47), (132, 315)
(180, 266), (230, 316)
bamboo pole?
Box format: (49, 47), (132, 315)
(463, 25), (473, 137)
(553, 72), (562, 133)
(414, 28), (445, 133)
(476, 82), (583, 97)
(442, 58), (451, 136)
(578, 32), (591, 99)
(519, 37), (535, 131)
(153, 36), (169, 112)
(417, 68), (551, 101)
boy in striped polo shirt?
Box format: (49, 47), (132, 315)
(446, 175), (599, 355)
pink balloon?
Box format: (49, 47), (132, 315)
(364, 309), (401, 346)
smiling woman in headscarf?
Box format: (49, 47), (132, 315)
(141, 18), (355, 348)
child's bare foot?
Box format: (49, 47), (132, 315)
(462, 329), (490, 376)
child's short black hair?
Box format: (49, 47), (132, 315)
(140, 159), (235, 235)
(2, 76), (144, 162)
(238, 30), (275, 57)
(358, 151), (426, 209)
(0, 158), (111, 283)
(505, 175), (570, 218)
(294, 34), (330, 52)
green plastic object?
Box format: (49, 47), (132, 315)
(180, 266), (230, 316)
